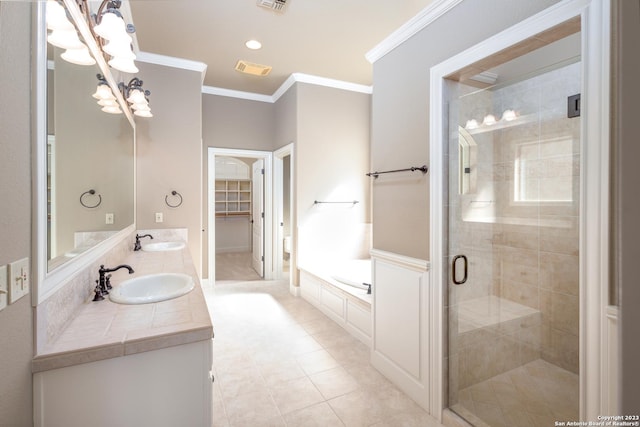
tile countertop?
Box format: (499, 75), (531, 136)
(32, 244), (213, 373)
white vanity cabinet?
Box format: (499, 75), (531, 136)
(33, 340), (213, 427)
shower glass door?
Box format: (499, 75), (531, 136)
(446, 59), (581, 426)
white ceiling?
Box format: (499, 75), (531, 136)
(128, 0), (434, 95)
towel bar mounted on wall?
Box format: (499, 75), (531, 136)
(80, 189), (102, 209)
(165, 190), (183, 208)
(366, 165), (428, 179)
(313, 200), (359, 205)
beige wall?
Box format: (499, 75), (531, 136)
(296, 83), (371, 267)
(54, 53), (134, 257)
(0, 2), (34, 425)
(136, 62), (203, 275)
(614, 0), (640, 414)
(370, 0), (560, 260)
(201, 94), (276, 278)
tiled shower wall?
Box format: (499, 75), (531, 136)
(455, 61), (581, 376)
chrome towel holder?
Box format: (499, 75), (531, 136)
(80, 189), (102, 208)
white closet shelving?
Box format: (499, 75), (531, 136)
(215, 180), (251, 216)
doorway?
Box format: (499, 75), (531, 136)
(274, 143), (295, 293)
(207, 148), (273, 283)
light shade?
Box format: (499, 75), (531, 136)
(108, 56), (139, 74)
(131, 102), (150, 111)
(97, 98), (119, 107)
(502, 109), (517, 121)
(126, 88), (146, 104)
(93, 12), (126, 41)
(482, 114), (497, 126)
(47, 27), (84, 50)
(465, 119), (479, 130)
(102, 34), (135, 59)
(61, 44), (96, 66)
(101, 105), (122, 114)
(46, 0), (74, 31)
(92, 83), (115, 100)
(134, 109), (153, 118)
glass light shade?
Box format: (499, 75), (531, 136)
(126, 89), (146, 104)
(465, 119), (479, 130)
(131, 102), (150, 111)
(97, 98), (119, 107)
(93, 12), (126, 41)
(46, 0), (74, 31)
(47, 28), (84, 50)
(108, 56), (139, 74)
(101, 105), (122, 114)
(60, 45), (96, 66)
(102, 35), (135, 59)
(134, 109), (153, 118)
(482, 114), (497, 126)
(502, 109), (517, 121)
(92, 83), (115, 100)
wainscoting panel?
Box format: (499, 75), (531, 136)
(371, 249), (430, 411)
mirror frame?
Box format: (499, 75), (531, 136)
(32, 0), (137, 305)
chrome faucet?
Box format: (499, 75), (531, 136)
(93, 264), (134, 301)
(134, 233), (153, 251)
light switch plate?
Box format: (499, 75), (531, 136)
(0, 265), (7, 312)
(155, 212), (163, 223)
(8, 257), (29, 304)
(105, 213), (114, 224)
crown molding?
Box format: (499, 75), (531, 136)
(136, 51), (208, 83)
(202, 73), (373, 103)
(365, 0), (464, 64)
(201, 86), (274, 103)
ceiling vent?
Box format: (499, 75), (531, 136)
(235, 60), (272, 77)
(257, 0), (287, 13)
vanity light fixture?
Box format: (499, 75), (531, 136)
(120, 77), (153, 118)
(92, 74), (122, 114)
(89, 0), (139, 73)
(465, 119), (479, 130)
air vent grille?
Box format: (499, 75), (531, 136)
(257, 0), (287, 13)
(235, 60), (272, 76)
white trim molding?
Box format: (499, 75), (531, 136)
(429, 0), (610, 421)
(202, 73), (372, 104)
(136, 51), (208, 83)
(365, 0), (464, 64)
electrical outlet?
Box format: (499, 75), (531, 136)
(8, 258), (29, 304)
(0, 265), (7, 312)
(105, 213), (114, 224)
(155, 212), (163, 223)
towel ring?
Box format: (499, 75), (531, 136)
(165, 190), (183, 208)
(80, 189), (102, 209)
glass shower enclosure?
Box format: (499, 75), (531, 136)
(446, 56), (582, 427)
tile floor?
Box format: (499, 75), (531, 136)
(202, 278), (445, 427)
(452, 359), (579, 427)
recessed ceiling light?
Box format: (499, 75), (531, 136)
(245, 40), (262, 50)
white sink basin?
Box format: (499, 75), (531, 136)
(141, 241), (185, 252)
(109, 273), (195, 304)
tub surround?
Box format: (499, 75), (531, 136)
(33, 229), (212, 373)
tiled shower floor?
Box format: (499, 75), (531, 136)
(203, 278), (444, 427)
(452, 359), (579, 427)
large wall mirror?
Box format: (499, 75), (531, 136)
(34, 0), (136, 304)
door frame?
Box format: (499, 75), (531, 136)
(207, 147), (274, 283)
(274, 143), (296, 293)
(429, 0), (610, 421)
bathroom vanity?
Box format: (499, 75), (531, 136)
(32, 245), (213, 427)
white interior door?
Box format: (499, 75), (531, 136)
(252, 159), (264, 277)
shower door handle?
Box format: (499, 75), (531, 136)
(452, 255), (468, 285)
